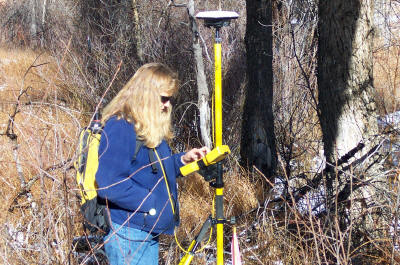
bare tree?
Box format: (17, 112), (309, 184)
(132, 0), (143, 63)
(318, 0), (380, 197)
(170, 0), (212, 148)
(318, 0), (378, 171)
(187, 0), (212, 148)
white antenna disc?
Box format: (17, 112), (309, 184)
(196, 11), (239, 20)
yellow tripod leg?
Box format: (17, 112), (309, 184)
(178, 241), (195, 265)
(178, 217), (212, 265)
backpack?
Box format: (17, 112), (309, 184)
(75, 113), (110, 234)
(75, 113), (162, 234)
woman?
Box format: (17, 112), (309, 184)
(96, 63), (209, 265)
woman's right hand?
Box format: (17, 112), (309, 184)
(181, 146), (211, 165)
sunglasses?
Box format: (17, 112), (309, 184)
(161, 96), (172, 104)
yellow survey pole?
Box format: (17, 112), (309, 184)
(214, 40), (223, 147)
(213, 27), (225, 265)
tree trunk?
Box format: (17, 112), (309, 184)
(241, 0), (276, 180)
(30, 0), (37, 43)
(132, 0), (143, 63)
(318, 0), (387, 257)
(41, 0), (47, 47)
(318, 0), (380, 197)
(187, 0), (212, 149)
(318, 0), (377, 167)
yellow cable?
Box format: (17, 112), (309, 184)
(174, 227), (214, 255)
(154, 149), (175, 215)
(175, 230), (190, 254)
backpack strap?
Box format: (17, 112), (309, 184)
(78, 129), (92, 200)
(133, 139), (144, 160)
(78, 130), (90, 174)
(148, 149), (158, 173)
(134, 139), (158, 173)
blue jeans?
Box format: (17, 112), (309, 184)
(104, 222), (159, 265)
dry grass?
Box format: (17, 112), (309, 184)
(374, 44), (400, 114)
(374, 2), (400, 114)
(0, 46), (84, 264)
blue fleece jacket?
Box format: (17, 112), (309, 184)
(96, 117), (184, 235)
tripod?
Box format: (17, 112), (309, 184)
(178, 11), (239, 265)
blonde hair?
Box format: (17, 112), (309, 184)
(101, 63), (179, 148)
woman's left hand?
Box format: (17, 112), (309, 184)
(181, 146), (211, 164)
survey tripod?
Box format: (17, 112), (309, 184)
(178, 11), (239, 265)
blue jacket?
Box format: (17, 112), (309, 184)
(96, 117), (184, 235)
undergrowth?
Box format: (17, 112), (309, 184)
(0, 0), (399, 264)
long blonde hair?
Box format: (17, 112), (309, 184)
(101, 63), (179, 148)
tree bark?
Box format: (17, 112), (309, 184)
(242, 0), (276, 180)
